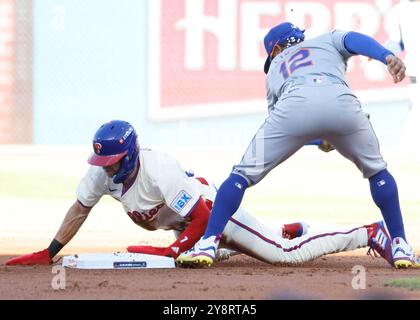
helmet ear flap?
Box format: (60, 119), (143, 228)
(113, 155), (130, 184)
(112, 138), (139, 184)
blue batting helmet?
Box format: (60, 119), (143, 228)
(88, 120), (139, 184)
(263, 22), (305, 74)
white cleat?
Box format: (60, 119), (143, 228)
(392, 237), (420, 269)
(176, 235), (220, 268)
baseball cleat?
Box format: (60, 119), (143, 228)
(176, 235), (219, 268)
(365, 221), (393, 267)
(392, 237), (420, 269)
(176, 254), (213, 268)
(282, 222), (309, 239)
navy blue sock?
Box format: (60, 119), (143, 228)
(204, 173), (249, 238)
(369, 169), (406, 240)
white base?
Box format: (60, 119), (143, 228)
(62, 252), (175, 269)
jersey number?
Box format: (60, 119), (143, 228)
(279, 49), (313, 80)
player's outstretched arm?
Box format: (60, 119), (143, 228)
(343, 31), (397, 66)
(344, 31), (407, 83)
(5, 201), (91, 266)
(127, 197), (210, 258)
(52, 200), (92, 245)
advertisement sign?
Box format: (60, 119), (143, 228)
(149, 0), (405, 120)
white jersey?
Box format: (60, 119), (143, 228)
(77, 149), (367, 265)
(76, 149), (216, 231)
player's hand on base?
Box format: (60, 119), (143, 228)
(318, 140), (335, 152)
(127, 245), (174, 258)
(5, 249), (52, 266)
(386, 55), (406, 83)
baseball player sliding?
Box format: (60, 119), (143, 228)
(6, 121), (391, 266)
(177, 23), (420, 269)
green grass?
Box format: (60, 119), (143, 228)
(385, 277), (420, 290)
(1, 169), (419, 225)
(242, 193), (420, 225)
(0, 170), (78, 200)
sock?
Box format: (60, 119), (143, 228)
(369, 169), (406, 240)
(203, 173), (249, 238)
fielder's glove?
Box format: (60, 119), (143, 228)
(5, 249), (53, 266)
(318, 140), (335, 153)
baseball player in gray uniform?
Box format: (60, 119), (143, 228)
(178, 22), (419, 269)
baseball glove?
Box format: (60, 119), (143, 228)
(318, 140), (335, 152)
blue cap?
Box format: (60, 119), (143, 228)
(263, 22), (305, 74)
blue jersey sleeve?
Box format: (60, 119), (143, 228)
(343, 31), (394, 64)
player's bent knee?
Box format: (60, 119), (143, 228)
(224, 173), (250, 191)
(367, 168), (391, 181)
(229, 172), (251, 188)
(231, 169), (260, 187)
(363, 164), (388, 179)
